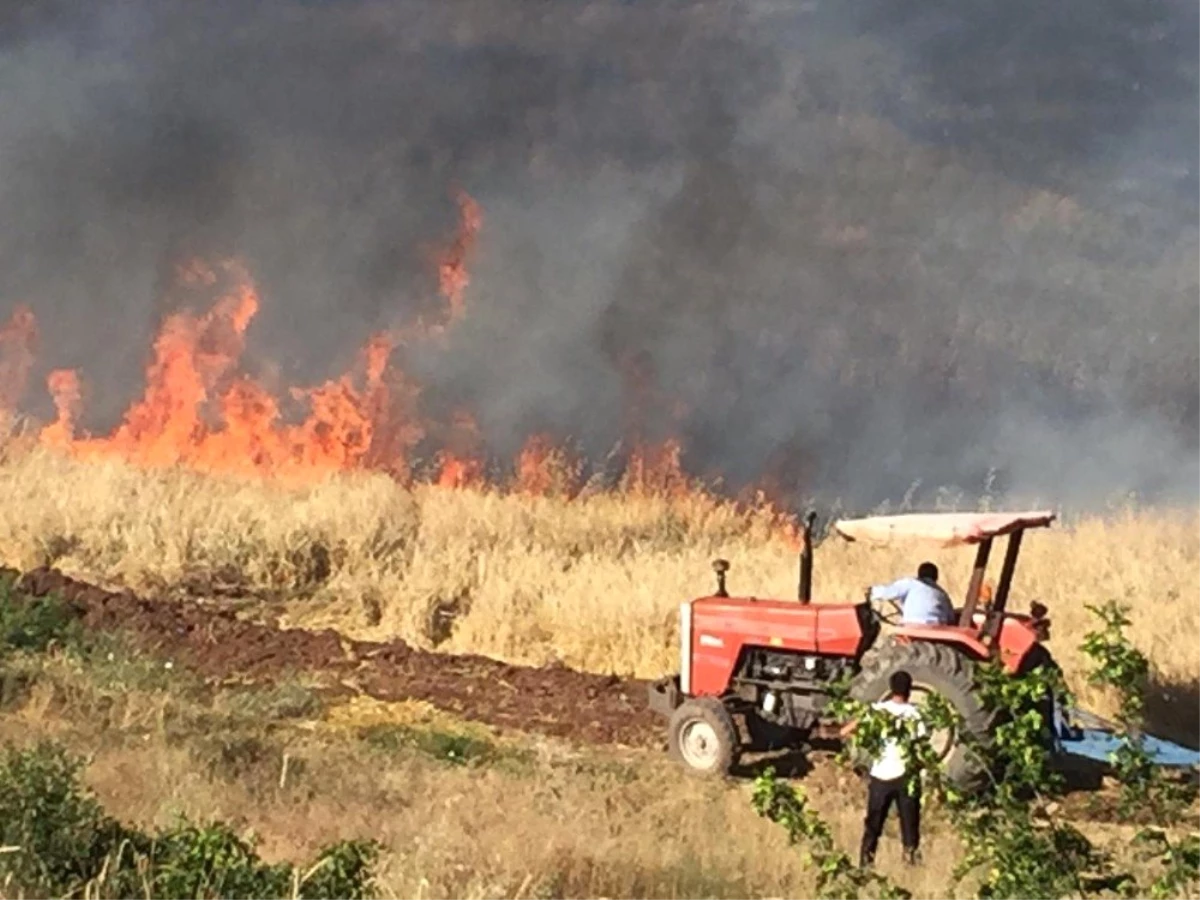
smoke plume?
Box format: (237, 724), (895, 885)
(1, 0), (1196, 510)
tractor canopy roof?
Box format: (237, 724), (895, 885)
(832, 511), (1056, 548)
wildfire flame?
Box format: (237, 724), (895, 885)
(27, 195), (481, 484)
(435, 410), (486, 488)
(514, 433), (584, 497)
(40, 369), (81, 449)
(622, 437), (688, 497)
(435, 190), (483, 330)
(3, 186), (801, 542)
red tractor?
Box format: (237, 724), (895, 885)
(648, 510), (1060, 788)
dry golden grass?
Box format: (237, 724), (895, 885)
(0, 656), (969, 899)
(0, 443), (1196, 736)
(0, 452), (1195, 900)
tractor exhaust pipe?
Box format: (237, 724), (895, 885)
(712, 558), (730, 598)
(798, 510), (817, 604)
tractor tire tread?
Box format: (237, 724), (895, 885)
(850, 637), (993, 790)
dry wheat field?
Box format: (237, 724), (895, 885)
(1, 439), (1195, 732)
(0, 435), (1197, 897)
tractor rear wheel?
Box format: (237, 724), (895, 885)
(668, 696), (739, 776)
(850, 638), (993, 790)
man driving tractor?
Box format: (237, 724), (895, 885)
(867, 561), (956, 626)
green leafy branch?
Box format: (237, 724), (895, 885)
(763, 657), (1120, 899)
(1076, 602), (1197, 895)
(751, 769), (911, 900)
(753, 601), (1197, 899)
(942, 663), (1118, 899)
(1080, 600), (1196, 820)
(827, 686), (959, 803)
(972, 662), (1071, 805)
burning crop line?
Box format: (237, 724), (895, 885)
(0, 187), (802, 544)
(7, 195), (483, 485)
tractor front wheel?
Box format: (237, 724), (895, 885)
(668, 696), (739, 776)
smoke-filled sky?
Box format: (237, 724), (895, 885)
(1, 0), (1197, 509)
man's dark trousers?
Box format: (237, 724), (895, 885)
(859, 775), (920, 866)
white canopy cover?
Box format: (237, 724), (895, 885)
(832, 511), (1056, 548)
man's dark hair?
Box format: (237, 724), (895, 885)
(889, 670), (913, 699)
(917, 561), (939, 582)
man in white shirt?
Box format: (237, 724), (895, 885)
(868, 561), (956, 626)
(840, 670), (925, 867)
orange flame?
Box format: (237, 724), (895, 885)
(514, 433), (583, 498)
(436, 410), (486, 488)
(436, 190), (483, 329)
(622, 437), (689, 497)
(31, 193), (482, 484)
(515, 433), (556, 496)
(13, 185), (804, 545)
(41, 369), (81, 448)
(87, 260), (259, 468)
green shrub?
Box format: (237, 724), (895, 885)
(0, 741), (380, 899)
(295, 838), (380, 900)
(139, 821), (294, 899)
(0, 741), (138, 898)
(0, 585), (81, 658)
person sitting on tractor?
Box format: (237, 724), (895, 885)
(867, 561), (955, 626)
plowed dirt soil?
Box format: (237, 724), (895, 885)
(7, 567), (662, 749)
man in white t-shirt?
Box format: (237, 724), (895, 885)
(839, 669), (925, 868)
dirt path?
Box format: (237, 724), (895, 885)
(8, 567), (664, 749)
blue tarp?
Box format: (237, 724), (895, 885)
(1055, 708), (1200, 769)
(1060, 729), (1200, 769)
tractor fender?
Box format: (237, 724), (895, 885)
(891, 621), (1041, 674)
(889, 624), (990, 659)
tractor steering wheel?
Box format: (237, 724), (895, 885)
(863, 587), (903, 626)
(877, 599), (904, 626)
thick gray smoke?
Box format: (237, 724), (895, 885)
(1, 0), (1196, 510)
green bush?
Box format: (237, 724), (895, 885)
(0, 741), (137, 898)
(0, 585), (81, 659)
(137, 821), (294, 899)
(295, 839), (380, 900)
(0, 741), (380, 899)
